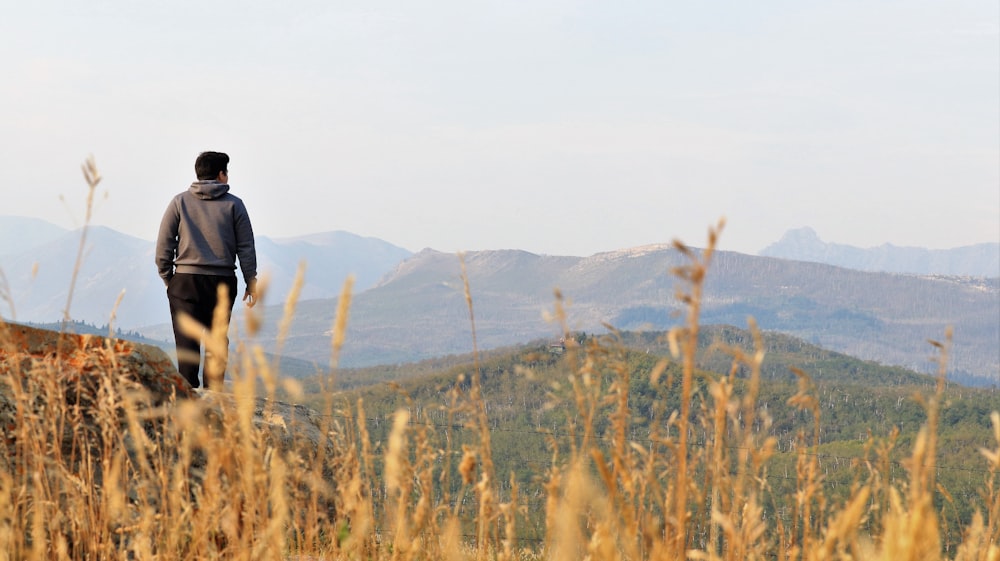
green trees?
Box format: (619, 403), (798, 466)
(310, 325), (996, 550)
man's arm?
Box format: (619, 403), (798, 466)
(154, 200), (180, 285)
(233, 199), (258, 307)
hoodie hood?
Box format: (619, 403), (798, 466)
(189, 180), (230, 200)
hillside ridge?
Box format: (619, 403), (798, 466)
(243, 245), (998, 385)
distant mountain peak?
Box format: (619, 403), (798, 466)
(761, 228), (999, 277)
(779, 226), (822, 242)
(765, 227), (826, 255)
(0, 216), (68, 257)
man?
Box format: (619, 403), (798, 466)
(155, 151), (258, 389)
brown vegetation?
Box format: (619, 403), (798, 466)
(0, 163), (997, 559)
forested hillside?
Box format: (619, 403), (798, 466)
(301, 327), (997, 547)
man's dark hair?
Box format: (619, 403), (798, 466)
(195, 151), (230, 180)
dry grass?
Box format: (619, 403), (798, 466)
(0, 163), (998, 560)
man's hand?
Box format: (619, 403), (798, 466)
(243, 279), (258, 308)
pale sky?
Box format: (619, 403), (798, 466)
(2, 1), (997, 256)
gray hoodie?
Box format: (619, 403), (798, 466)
(155, 180), (257, 286)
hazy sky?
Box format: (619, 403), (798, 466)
(2, 1), (997, 256)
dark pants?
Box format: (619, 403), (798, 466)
(167, 273), (238, 388)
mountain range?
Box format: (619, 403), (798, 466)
(761, 226), (999, 277)
(231, 244), (997, 385)
(1, 216), (997, 386)
(0, 216), (411, 330)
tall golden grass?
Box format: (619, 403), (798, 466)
(0, 162), (997, 559)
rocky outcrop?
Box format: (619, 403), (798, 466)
(0, 321), (194, 461)
(0, 320), (339, 499)
(0, 321), (193, 399)
(0, 321), (344, 556)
